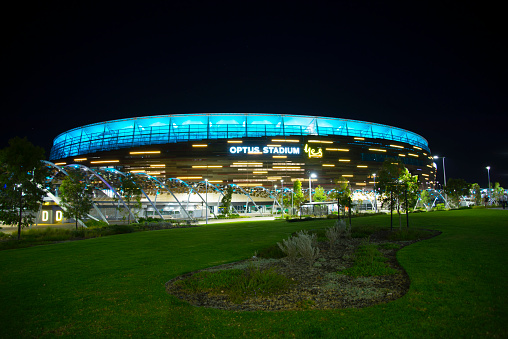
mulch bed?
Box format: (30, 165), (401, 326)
(165, 229), (441, 311)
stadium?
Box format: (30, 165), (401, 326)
(43, 113), (436, 223)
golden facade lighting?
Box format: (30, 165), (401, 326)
(192, 165), (223, 168)
(253, 171), (268, 174)
(338, 159), (350, 162)
(208, 180), (223, 183)
(356, 183), (367, 186)
(408, 153), (419, 157)
(272, 155), (287, 158)
(90, 160), (120, 164)
(354, 137), (365, 140)
(227, 140), (243, 143)
(267, 144), (281, 147)
(322, 164), (335, 167)
(390, 144), (404, 149)
(54, 162), (66, 166)
(398, 154), (406, 157)
(413, 146), (422, 150)
(273, 166), (301, 169)
(369, 148), (386, 152)
(357, 165), (368, 168)
(342, 174), (354, 177)
(192, 144), (208, 147)
(238, 183), (262, 187)
(267, 176), (282, 180)
(146, 171), (161, 175)
(232, 162), (263, 165)
(271, 139), (299, 142)
(74, 158), (87, 162)
(248, 151), (263, 154)
(422, 173), (429, 177)
(129, 151), (160, 155)
(177, 176), (203, 180)
(427, 165), (433, 168)
(326, 148), (349, 152)
(150, 164), (166, 168)
(308, 140), (333, 144)
(130, 170), (146, 173)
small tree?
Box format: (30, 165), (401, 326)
(420, 189), (432, 209)
(330, 181), (351, 219)
(376, 158), (419, 227)
(0, 137), (48, 240)
(59, 172), (94, 230)
(221, 185), (233, 217)
(313, 185), (327, 202)
(292, 179), (305, 212)
(116, 174), (142, 224)
(492, 182), (505, 204)
(444, 178), (471, 208)
(471, 183), (482, 206)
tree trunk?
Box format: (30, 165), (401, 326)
(17, 188), (23, 240)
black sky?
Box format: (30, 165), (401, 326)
(1, 1), (506, 187)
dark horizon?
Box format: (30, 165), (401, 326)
(2, 2), (506, 187)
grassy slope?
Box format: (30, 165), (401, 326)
(0, 210), (506, 338)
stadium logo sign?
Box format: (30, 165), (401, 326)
(229, 146), (300, 155)
(304, 144), (323, 158)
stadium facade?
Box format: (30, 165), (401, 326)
(43, 113), (436, 223)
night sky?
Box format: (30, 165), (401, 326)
(2, 2), (506, 187)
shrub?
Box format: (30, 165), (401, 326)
(277, 236), (299, 266)
(326, 219), (351, 250)
(295, 231), (320, 268)
(84, 219), (109, 228)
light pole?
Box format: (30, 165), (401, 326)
(280, 179), (284, 215)
(204, 179), (208, 224)
(433, 156), (446, 188)
(486, 166), (491, 202)
(373, 173), (377, 212)
(309, 173), (316, 203)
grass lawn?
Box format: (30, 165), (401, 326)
(0, 209), (507, 337)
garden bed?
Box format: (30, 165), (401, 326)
(166, 228), (440, 311)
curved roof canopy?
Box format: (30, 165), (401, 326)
(50, 113), (429, 160)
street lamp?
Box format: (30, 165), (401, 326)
(274, 184), (277, 216)
(204, 179), (208, 224)
(309, 173), (317, 203)
(433, 156), (446, 188)
(486, 166), (491, 202)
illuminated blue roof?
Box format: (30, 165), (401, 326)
(50, 113), (429, 160)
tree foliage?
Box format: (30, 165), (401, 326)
(116, 174), (142, 224)
(59, 171), (94, 230)
(330, 181), (351, 218)
(221, 185), (233, 217)
(0, 137), (48, 239)
(470, 183), (482, 206)
(292, 179), (305, 210)
(376, 158), (419, 226)
(313, 185), (327, 202)
(444, 178), (471, 207)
